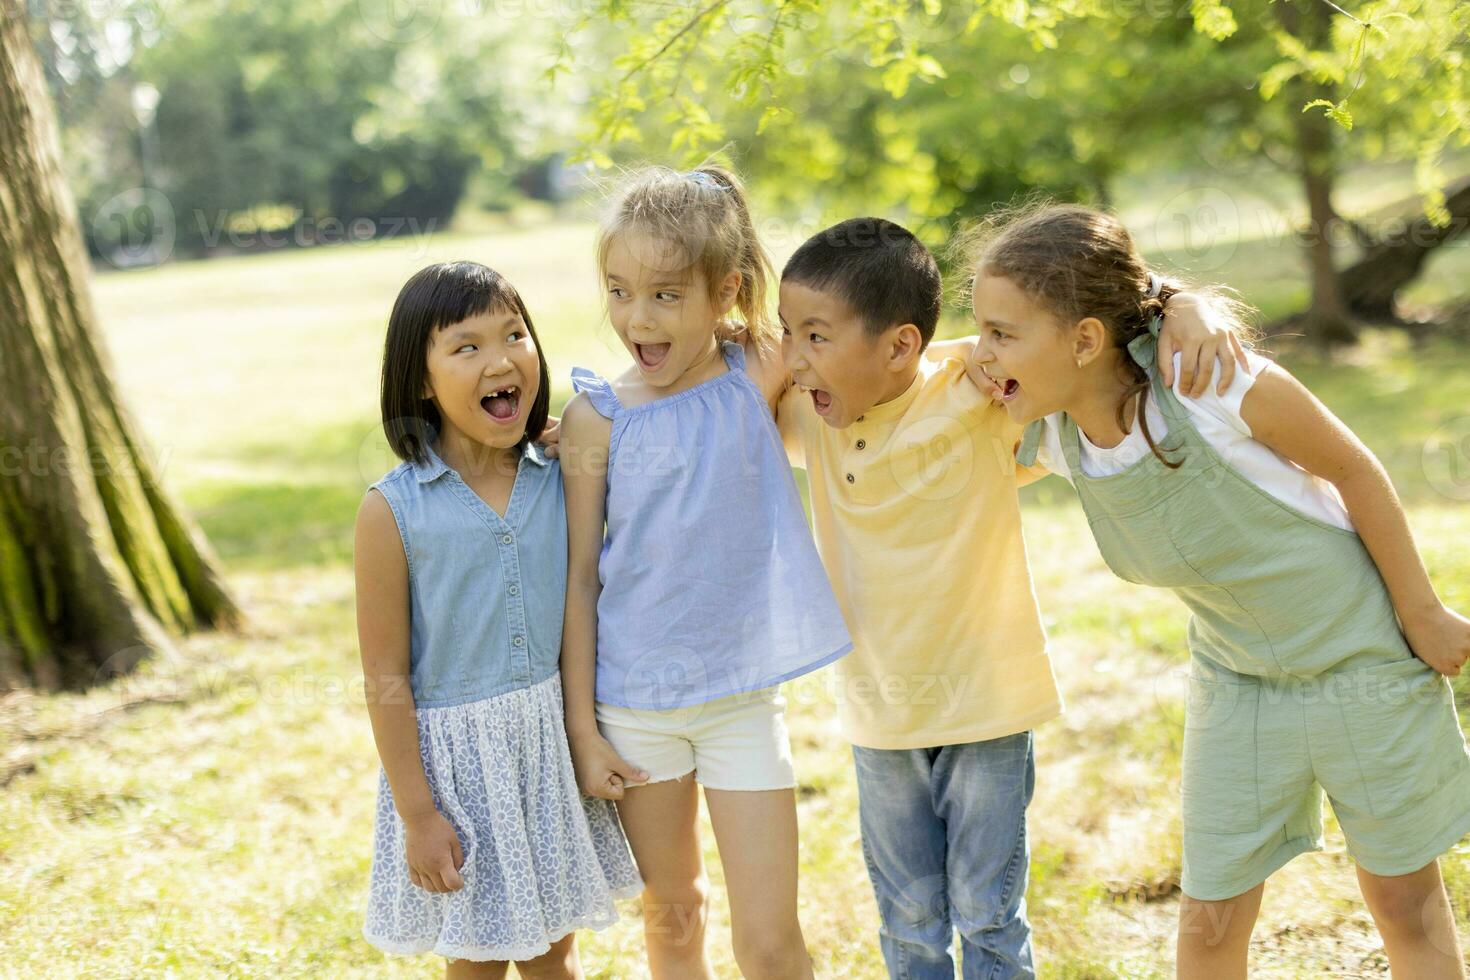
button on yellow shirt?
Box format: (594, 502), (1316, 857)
(779, 354), (1063, 749)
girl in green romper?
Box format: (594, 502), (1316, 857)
(961, 203), (1470, 979)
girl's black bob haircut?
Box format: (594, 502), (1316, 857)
(380, 261), (552, 467)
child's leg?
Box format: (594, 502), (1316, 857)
(445, 958), (510, 979)
(1357, 859), (1467, 979)
(616, 774), (714, 979)
(445, 934), (580, 980)
(704, 787), (812, 980)
(852, 744), (956, 978)
(512, 934), (583, 980)
(934, 731), (1035, 980)
(1175, 883), (1264, 980)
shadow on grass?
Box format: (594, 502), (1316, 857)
(187, 480), (363, 571)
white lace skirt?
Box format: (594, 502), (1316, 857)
(363, 671), (643, 962)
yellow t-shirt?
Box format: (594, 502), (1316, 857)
(779, 354), (1063, 749)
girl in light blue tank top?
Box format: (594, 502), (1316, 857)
(560, 166), (851, 976)
(356, 262), (640, 970)
(569, 336), (850, 710)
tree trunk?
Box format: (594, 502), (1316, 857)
(1279, 0), (1357, 346)
(1339, 179), (1470, 321)
(0, 3), (241, 692)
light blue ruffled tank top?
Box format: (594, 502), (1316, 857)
(570, 340), (852, 709)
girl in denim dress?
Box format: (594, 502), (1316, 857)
(356, 262), (641, 976)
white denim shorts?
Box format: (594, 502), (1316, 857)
(594, 685), (797, 792)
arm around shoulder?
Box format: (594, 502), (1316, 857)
(742, 333), (792, 415)
(925, 335), (978, 364)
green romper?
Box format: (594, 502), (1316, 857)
(1021, 365), (1470, 901)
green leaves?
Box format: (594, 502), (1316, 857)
(560, 0), (1467, 233)
(1191, 0), (1240, 41)
(1303, 97), (1353, 129)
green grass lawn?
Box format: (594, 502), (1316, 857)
(2, 179), (1468, 977)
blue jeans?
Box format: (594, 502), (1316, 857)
(852, 731), (1036, 980)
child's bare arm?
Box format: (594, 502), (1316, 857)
(560, 395), (611, 740)
(925, 337), (979, 364)
(742, 333), (793, 416)
(560, 395), (650, 797)
(948, 292), (1249, 400)
(774, 385), (808, 469)
(355, 491), (435, 820)
(1242, 366), (1469, 677)
(355, 491), (466, 893)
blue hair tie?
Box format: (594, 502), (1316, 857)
(684, 171), (729, 191)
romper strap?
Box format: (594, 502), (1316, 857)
(1016, 418), (1046, 467)
(1147, 365), (1196, 432)
(1130, 311), (1199, 443)
(1015, 415), (1081, 474)
(1056, 414), (1087, 477)
(569, 366), (622, 419)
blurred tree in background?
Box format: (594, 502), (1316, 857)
(32, 0), (540, 259)
(558, 0), (1468, 342)
(19, 0), (1470, 339)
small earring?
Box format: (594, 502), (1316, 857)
(1075, 358), (1083, 368)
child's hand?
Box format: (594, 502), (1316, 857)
(569, 731), (649, 801)
(1157, 292), (1250, 397)
(964, 355), (1004, 402)
(1403, 605), (1470, 678)
(539, 415), (562, 459)
(715, 319), (749, 344)
(402, 808), (466, 893)
(937, 338), (1004, 401)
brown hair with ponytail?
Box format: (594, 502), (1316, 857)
(956, 200), (1255, 468)
(595, 163), (776, 355)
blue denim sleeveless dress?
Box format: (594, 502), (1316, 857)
(571, 340), (852, 709)
(361, 440), (642, 961)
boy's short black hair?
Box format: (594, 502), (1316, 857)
(380, 261), (551, 466)
(781, 217), (942, 347)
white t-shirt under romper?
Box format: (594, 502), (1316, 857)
(1032, 350), (1353, 532)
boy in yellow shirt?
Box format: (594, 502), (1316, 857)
(774, 217), (1242, 978)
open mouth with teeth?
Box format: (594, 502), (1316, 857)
(797, 384), (834, 416)
(979, 367), (1021, 402)
(480, 385), (521, 423)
